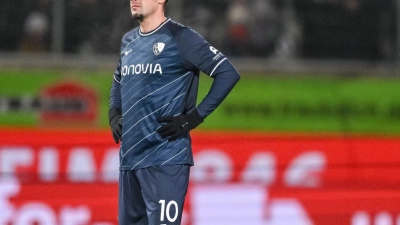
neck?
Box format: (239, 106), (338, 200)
(140, 13), (167, 33)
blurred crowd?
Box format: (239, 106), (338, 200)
(0, 0), (397, 59)
(182, 0), (284, 57)
(0, 0), (133, 54)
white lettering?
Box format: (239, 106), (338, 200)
(60, 206), (91, 225)
(67, 148), (96, 182)
(352, 211), (400, 225)
(122, 66), (127, 76)
(128, 65), (134, 75)
(375, 212), (392, 225)
(159, 200), (165, 221)
(135, 64), (141, 74)
(192, 185), (266, 225)
(0, 177), (112, 225)
(142, 64), (149, 73)
(352, 211), (370, 225)
(121, 63), (162, 76)
(154, 64), (162, 74)
(166, 201), (178, 222)
(0, 177), (19, 224)
(15, 203), (57, 225)
(192, 185), (313, 225)
(284, 151), (326, 187)
(241, 152), (276, 185)
(191, 149), (232, 183)
(101, 148), (119, 182)
(159, 200), (178, 223)
(209, 46), (218, 55)
(39, 148), (58, 182)
(268, 199), (313, 225)
(0, 147), (33, 176)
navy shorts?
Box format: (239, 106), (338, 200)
(118, 164), (190, 225)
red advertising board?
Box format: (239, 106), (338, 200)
(40, 81), (98, 125)
(0, 129), (399, 225)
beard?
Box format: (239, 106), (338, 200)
(132, 13), (144, 22)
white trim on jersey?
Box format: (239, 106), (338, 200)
(139, 18), (171, 36)
(113, 75), (121, 83)
(209, 58), (227, 77)
(161, 147), (187, 165)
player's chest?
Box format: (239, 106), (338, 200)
(120, 34), (185, 80)
(120, 37), (178, 66)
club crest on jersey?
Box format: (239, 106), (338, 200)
(153, 42), (165, 56)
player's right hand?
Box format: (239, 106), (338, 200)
(109, 108), (122, 144)
(111, 116), (122, 144)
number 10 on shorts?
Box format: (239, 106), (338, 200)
(159, 199), (179, 224)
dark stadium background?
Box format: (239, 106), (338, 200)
(0, 0), (399, 224)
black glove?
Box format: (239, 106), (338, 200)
(157, 109), (204, 141)
(109, 108), (122, 144)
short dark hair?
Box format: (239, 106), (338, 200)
(165, 0), (168, 6)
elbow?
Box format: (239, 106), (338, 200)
(234, 72), (240, 84)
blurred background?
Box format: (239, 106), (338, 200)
(0, 0), (400, 224)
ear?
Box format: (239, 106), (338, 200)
(158, 0), (166, 5)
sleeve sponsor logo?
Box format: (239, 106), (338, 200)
(210, 46), (223, 61)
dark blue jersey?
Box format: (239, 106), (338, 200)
(109, 19), (239, 170)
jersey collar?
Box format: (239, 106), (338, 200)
(139, 18), (171, 36)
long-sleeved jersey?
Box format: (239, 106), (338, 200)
(109, 19), (240, 170)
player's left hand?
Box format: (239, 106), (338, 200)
(157, 109), (204, 141)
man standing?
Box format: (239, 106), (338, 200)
(108, 0), (240, 224)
